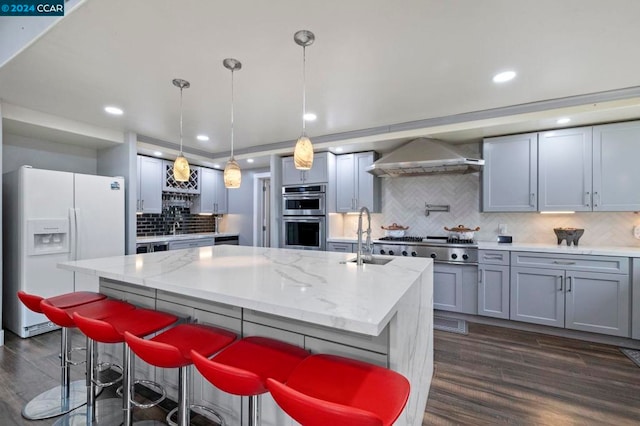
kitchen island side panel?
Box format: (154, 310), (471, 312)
(389, 262), (434, 426)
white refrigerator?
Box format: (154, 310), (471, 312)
(2, 166), (125, 338)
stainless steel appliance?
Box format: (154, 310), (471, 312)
(282, 216), (325, 251)
(282, 184), (326, 251)
(282, 184), (326, 216)
(374, 235), (478, 314)
(373, 236), (478, 264)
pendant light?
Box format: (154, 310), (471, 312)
(172, 78), (191, 182)
(293, 30), (315, 170)
(223, 58), (242, 189)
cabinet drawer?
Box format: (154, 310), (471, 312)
(327, 242), (355, 253)
(479, 250), (510, 265)
(157, 290), (241, 319)
(244, 309), (388, 354)
(511, 252), (628, 274)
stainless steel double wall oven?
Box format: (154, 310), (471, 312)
(281, 184), (326, 250)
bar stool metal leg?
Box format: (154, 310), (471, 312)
(248, 395), (261, 426)
(52, 337), (123, 426)
(22, 327), (87, 420)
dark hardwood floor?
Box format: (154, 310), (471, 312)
(1, 323), (639, 425)
(425, 323), (640, 425)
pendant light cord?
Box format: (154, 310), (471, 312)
(302, 45), (307, 135)
(179, 86), (184, 156)
(230, 68), (235, 159)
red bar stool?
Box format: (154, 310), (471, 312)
(40, 298), (137, 426)
(266, 354), (411, 426)
(71, 308), (179, 426)
(16, 290), (107, 420)
(124, 323), (237, 426)
(190, 336), (310, 426)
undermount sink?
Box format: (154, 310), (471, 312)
(346, 256), (393, 265)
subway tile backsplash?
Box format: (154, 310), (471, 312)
(136, 205), (217, 236)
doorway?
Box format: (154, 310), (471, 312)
(253, 173), (271, 247)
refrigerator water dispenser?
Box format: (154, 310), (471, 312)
(27, 219), (69, 255)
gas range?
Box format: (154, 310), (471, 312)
(373, 236), (478, 264)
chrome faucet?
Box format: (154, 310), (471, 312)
(172, 221), (181, 235)
(356, 206), (372, 265)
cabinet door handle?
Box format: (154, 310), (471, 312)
(530, 192), (535, 207)
(552, 261), (576, 265)
(567, 276), (572, 292)
(483, 255), (503, 260)
(585, 191), (590, 207)
(136, 199), (140, 211)
(141, 199), (144, 210)
(594, 192), (599, 208)
(559, 276), (563, 291)
(479, 269), (483, 284)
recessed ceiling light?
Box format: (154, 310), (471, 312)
(303, 113), (317, 121)
(153, 151), (163, 157)
(213, 163), (221, 169)
(104, 106), (123, 115)
(556, 118), (571, 125)
(334, 147), (344, 153)
(197, 135), (210, 141)
(492, 71), (516, 83)
(247, 158), (254, 163)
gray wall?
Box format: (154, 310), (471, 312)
(0, 104), (4, 345)
(2, 133), (97, 174)
(227, 167), (269, 246)
(97, 132), (137, 254)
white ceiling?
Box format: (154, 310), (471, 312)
(2, 0), (640, 168)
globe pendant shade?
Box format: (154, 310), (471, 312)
(173, 156), (190, 182)
(224, 158), (242, 188)
(294, 136), (313, 170)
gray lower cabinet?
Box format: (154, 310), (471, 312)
(326, 242), (355, 253)
(434, 263), (478, 314)
(478, 250), (510, 319)
(510, 252), (630, 337)
(168, 237), (214, 250)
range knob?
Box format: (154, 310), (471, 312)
(411, 252), (417, 257)
(462, 254), (469, 260)
(389, 250), (395, 256)
(451, 253), (458, 260)
(402, 251), (408, 256)
(379, 249), (386, 255)
(430, 253), (437, 259)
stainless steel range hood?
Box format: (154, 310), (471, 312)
(366, 138), (484, 177)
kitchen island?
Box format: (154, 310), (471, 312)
(60, 245), (433, 425)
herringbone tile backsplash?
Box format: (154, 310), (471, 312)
(334, 173), (640, 247)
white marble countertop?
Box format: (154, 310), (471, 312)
(137, 232), (239, 244)
(59, 245), (431, 336)
(478, 241), (640, 257)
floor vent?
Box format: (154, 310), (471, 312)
(434, 316), (468, 335)
(620, 348), (640, 368)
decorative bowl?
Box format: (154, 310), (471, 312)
(553, 228), (584, 246)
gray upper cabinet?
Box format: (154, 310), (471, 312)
(137, 155), (163, 214)
(592, 121), (640, 211)
(482, 133), (537, 212)
(162, 160), (201, 194)
(282, 152), (329, 185)
(335, 152), (380, 213)
(191, 167), (227, 214)
(538, 126), (593, 211)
